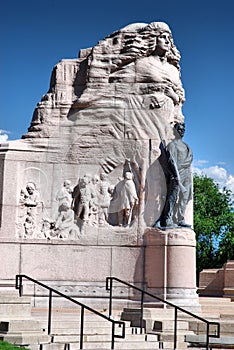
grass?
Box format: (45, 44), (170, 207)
(0, 341), (29, 349)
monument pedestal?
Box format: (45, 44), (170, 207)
(144, 228), (200, 311)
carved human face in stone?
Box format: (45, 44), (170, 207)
(64, 180), (71, 188)
(26, 183), (35, 195)
(156, 32), (171, 53)
(92, 175), (99, 185)
(83, 175), (90, 185)
(100, 173), (108, 181)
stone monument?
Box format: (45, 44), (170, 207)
(0, 21), (199, 310)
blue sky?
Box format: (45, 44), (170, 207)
(1, 0), (234, 191)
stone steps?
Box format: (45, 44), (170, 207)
(29, 344), (187, 350)
(2, 290), (234, 349)
(0, 292), (32, 318)
(1, 332), (51, 345)
(0, 292), (52, 347)
(30, 308), (189, 349)
(189, 319), (234, 336)
(0, 319), (45, 332)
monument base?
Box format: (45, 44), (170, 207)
(144, 227), (200, 312)
(0, 227), (201, 312)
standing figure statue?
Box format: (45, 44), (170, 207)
(154, 122), (193, 229)
(89, 175), (100, 225)
(98, 173), (112, 225)
(72, 174), (92, 224)
(110, 172), (138, 227)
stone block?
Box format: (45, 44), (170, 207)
(0, 243), (20, 279)
(20, 244), (112, 282)
(111, 247), (144, 283)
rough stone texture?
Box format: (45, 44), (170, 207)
(0, 22), (198, 309)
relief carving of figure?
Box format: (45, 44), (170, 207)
(18, 182), (43, 238)
(54, 202), (79, 239)
(72, 174), (92, 224)
(112, 22), (184, 143)
(56, 179), (73, 212)
(98, 173), (112, 226)
(74, 22), (185, 151)
(109, 172), (138, 227)
(89, 175), (100, 225)
(153, 122), (193, 229)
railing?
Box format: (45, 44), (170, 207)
(106, 277), (220, 350)
(15, 275), (125, 349)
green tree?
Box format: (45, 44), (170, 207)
(193, 174), (234, 277)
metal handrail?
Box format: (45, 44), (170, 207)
(106, 277), (220, 350)
(15, 274), (125, 349)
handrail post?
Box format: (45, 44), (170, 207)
(16, 275), (23, 297)
(80, 305), (84, 349)
(174, 307), (177, 350)
(206, 322), (210, 350)
(106, 277), (113, 318)
(48, 289), (52, 335)
(111, 322), (115, 350)
(140, 291), (144, 334)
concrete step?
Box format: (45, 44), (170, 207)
(220, 313), (234, 320)
(189, 319), (234, 336)
(199, 297), (233, 304)
(185, 334), (234, 347)
(0, 293), (32, 318)
(0, 319), (45, 332)
(51, 332), (145, 343)
(1, 332), (51, 346)
(29, 343), (178, 350)
(50, 326), (133, 336)
(199, 297), (234, 314)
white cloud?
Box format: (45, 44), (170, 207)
(0, 130), (9, 142)
(226, 175), (234, 193)
(193, 161), (234, 193)
(202, 166), (227, 186)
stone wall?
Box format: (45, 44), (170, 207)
(199, 260), (234, 298)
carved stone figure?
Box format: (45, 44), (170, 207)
(72, 175), (92, 224)
(89, 175), (100, 225)
(54, 202), (79, 239)
(41, 219), (54, 239)
(18, 182), (43, 238)
(98, 173), (112, 225)
(56, 180), (73, 212)
(109, 172), (138, 226)
(153, 122), (193, 228)
(70, 22), (184, 162)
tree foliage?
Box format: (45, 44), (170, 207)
(193, 174), (234, 276)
